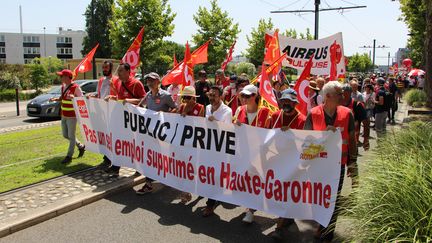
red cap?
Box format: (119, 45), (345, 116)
(56, 69), (73, 78)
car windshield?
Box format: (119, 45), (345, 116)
(47, 86), (61, 94)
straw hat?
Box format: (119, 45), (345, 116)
(179, 86), (200, 97)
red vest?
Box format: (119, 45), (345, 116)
(224, 88), (239, 116)
(179, 103), (204, 117)
(61, 83), (79, 118)
(270, 110), (306, 129)
(311, 105), (351, 165)
(236, 105), (270, 128)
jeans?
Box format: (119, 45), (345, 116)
(61, 117), (83, 157)
(375, 111), (387, 136)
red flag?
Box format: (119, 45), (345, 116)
(294, 54), (314, 116)
(121, 27), (144, 76)
(191, 40), (210, 66)
(173, 53), (178, 67)
(182, 42), (194, 87)
(221, 41), (236, 71)
(162, 41), (210, 86)
(264, 30), (282, 81)
(259, 64), (278, 109)
(72, 43), (99, 80)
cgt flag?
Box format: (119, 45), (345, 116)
(72, 43), (99, 80)
(121, 27), (144, 76)
(221, 41), (236, 71)
(294, 54), (314, 116)
(264, 29), (282, 81)
(182, 42), (194, 87)
(258, 64), (279, 112)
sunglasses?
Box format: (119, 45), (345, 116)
(241, 94), (253, 99)
(182, 96), (192, 101)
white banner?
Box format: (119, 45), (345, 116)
(271, 32), (345, 76)
(73, 98), (342, 227)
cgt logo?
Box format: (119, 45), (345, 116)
(76, 100), (89, 118)
(300, 143), (327, 160)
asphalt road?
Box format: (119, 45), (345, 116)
(0, 184), (342, 243)
(0, 101), (59, 129)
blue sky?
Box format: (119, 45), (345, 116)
(0, 0), (408, 65)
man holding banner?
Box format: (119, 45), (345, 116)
(303, 81), (357, 242)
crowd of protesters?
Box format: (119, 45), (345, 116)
(53, 59), (420, 242)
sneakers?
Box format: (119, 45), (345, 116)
(270, 228), (283, 240)
(180, 192), (192, 203)
(104, 166), (120, 178)
(242, 211), (254, 223)
(61, 156), (72, 164)
(77, 145), (85, 158)
(136, 182), (153, 195)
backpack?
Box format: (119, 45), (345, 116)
(383, 91), (393, 111)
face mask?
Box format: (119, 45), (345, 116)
(282, 104), (293, 113)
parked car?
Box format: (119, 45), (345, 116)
(27, 80), (98, 118)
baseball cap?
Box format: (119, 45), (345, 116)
(240, 84), (258, 95)
(56, 69), (73, 78)
(280, 88), (299, 103)
(144, 72), (160, 80)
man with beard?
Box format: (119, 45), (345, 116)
(88, 60), (117, 167)
(267, 88), (306, 240)
(202, 86), (232, 217)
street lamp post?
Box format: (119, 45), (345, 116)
(91, 0), (97, 79)
(43, 27), (46, 57)
(359, 39), (389, 72)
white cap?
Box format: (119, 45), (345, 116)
(240, 84), (258, 95)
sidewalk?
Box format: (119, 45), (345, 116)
(0, 100), (410, 239)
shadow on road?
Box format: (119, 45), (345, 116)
(105, 185), (330, 243)
(23, 117), (60, 123)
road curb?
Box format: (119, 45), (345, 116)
(0, 175), (145, 238)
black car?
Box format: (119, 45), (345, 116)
(27, 80), (98, 118)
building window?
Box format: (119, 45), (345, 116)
(57, 37), (72, 43)
(0, 35), (4, 42)
(0, 58), (6, 64)
(0, 47), (5, 54)
(23, 36), (39, 43)
(57, 48), (72, 54)
(24, 58), (34, 64)
(23, 47), (40, 54)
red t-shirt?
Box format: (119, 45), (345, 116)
(116, 77), (146, 100)
(268, 110), (306, 129)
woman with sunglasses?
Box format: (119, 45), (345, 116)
(177, 86), (204, 203)
(233, 84), (271, 223)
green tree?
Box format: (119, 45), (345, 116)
(83, 0), (114, 58)
(285, 28), (313, 40)
(110, 0), (176, 74)
(147, 40), (185, 74)
(235, 62), (256, 77)
(0, 71), (20, 90)
(192, 0), (240, 74)
(34, 57), (64, 84)
(399, 0), (426, 68)
(245, 18), (274, 67)
(347, 53), (373, 73)
(27, 63), (49, 92)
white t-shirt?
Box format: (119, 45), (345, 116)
(205, 102), (232, 124)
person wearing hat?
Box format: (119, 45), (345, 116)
(233, 84), (271, 223)
(215, 69), (230, 89)
(307, 80), (323, 112)
(267, 89), (306, 130)
(178, 86), (205, 117)
(136, 71), (177, 195)
(267, 88), (306, 240)
(50, 69), (85, 164)
(195, 70), (211, 106)
(174, 86), (205, 203)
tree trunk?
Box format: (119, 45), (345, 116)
(425, 0), (432, 107)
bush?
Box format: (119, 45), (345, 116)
(235, 62), (256, 77)
(0, 89), (39, 102)
(345, 121), (432, 242)
(405, 89), (427, 106)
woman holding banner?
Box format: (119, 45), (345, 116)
(233, 84), (270, 223)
